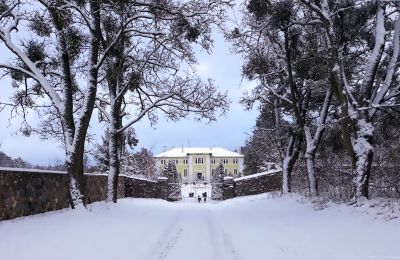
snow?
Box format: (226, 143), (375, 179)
(234, 169), (281, 181)
(1, 194), (399, 260)
(154, 147), (244, 158)
(0, 167), (67, 175)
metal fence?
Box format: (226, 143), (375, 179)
(168, 182), (222, 203)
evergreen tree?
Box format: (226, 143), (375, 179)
(211, 163), (225, 200)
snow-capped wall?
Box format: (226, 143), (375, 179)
(233, 170), (282, 197)
(0, 168), (283, 221)
(0, 168), (132, 220)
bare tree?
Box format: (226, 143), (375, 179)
(0, 0), (123, 207)
(95, 0), (231, 202)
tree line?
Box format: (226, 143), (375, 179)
(234, 0), (400, 203)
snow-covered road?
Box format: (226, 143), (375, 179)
(1, 194), (399, 260)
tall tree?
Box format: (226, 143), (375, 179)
(0, 0), (113, 207)
(242, 102), (280, 176)
(301, 0), (400, 202)
(228, 0), (333, 195)
(96, 0), (231, 202)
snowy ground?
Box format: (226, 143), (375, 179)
(1, 194), (399, 260)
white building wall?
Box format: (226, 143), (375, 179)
(205, 154), (211, 182)
(188, 154), (193, 182)
(239, 158), (244, 175)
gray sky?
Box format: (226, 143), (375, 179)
(0, 25), (259, 166)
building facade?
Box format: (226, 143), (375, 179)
(154, 147), (244, 183)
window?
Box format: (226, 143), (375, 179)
(221, 158), (228, 164)
(184, 159), (188, 164)
(233, 158), (238, 164)
(211, 159), (216, 164)
(161, 159), (166, 164)
(195, 158), (204, 164)
(168, 159), (178, 164)
(234, 169), (238, 175)
(184, 169), (188, 177)
(211, 169), (215, 176)
(224, 169), (227, 174)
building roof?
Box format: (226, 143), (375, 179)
(154, 147), (244, 158)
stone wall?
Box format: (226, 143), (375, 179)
(85, 174), (125, 203)
(232, 170), (282, 197)
(0, 168), (159, 221)
(124, 176), (158, 198)
(0, 169), (70, 220)
(0, 167), (283, 221)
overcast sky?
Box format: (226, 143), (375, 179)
(0, 13), (259, 166)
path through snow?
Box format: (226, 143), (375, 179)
(0, 194), (399, 260)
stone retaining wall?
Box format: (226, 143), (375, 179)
(0, 168), (159, 221)
(227, 170), (282, 198)
(0, 168), (283, 221)
(0, 169), (70, 220)
(125, 177), (159, 198)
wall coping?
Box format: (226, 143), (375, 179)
(234, 169), (282, 182)
(0, 168), (159, 183)
(0, 167), (67, 175)
(123, 175), (158, 183)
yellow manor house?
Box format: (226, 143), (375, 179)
(154, 147), (244, 182)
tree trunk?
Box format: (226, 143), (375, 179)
(281, 134), (301, 194)
(305, 152), (318, 197)
(282, 157), (293, 193)
(352, 119), (374, 201)
(106, 93), (123, 202)
(107, 130), (120, 202)
(66, 147), (86, 208)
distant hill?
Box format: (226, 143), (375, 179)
(0, 151), (32, 168)
(0, 150), (98, 172)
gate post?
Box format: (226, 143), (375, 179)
(223, 176), (235, 200)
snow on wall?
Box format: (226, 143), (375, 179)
(234, 169), (282, 182)
(0, 167), (283, 220)
(234, 170), (282, 197)
(0, 169), (123, 220)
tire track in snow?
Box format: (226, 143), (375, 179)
(205, 211), (223, 260)
(206, 210), (242, 260)
(222, 231), (242, 260)
(145, 211), (181, 260)
(157, 227), (183, 260)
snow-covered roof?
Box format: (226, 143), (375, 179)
(154, 147), (244, 158)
